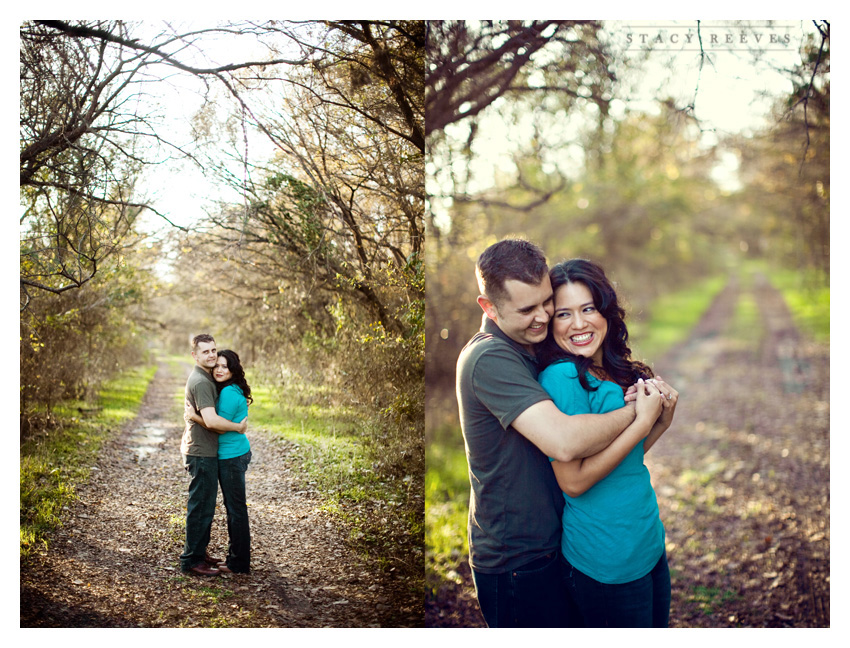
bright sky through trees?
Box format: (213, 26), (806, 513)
(441, 20), (817, 201)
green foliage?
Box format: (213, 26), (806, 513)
(763, 267), (829, 343)
(20, 241), (158, 429)
(261, 172), (328, 253)
(20, 22), (152, 308)
(20, 365), (157, 557)
(730, 30), (829, 276)
(535, 106), (722, 291)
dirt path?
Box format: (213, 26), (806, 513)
(426, 273), (830, 627)
(647, 273), (829, 627)
(20, 360), (420, 628)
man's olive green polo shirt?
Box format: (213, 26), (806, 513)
(180, 365), (219, 457)
(456, 317), (564, 574)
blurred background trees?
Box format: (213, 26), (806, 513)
(20, 21), (170, 428)
(424, 19), (829, 411)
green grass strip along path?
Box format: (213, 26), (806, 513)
(628, 274), (727, 365)
(20, 365), (158, 557)
(766, 265), (829, 343)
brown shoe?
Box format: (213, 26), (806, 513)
(186, 562), (220, 576)
(218, 562), (250, 575)
(204, 553), (223, 566)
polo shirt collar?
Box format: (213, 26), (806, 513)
(481, 316), (539, 362)
(193, 364), (216, 383)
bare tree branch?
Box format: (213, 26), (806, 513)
(796, 20), (829, 175)
(36, 20), (312, 73)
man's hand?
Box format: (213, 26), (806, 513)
(238, 417), (248, 435)
(184, 399), (198, 424)
(650, 376), (678, 427)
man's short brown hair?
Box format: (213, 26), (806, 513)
(191, 333), (215, 351)
(476, 239), (549, 307)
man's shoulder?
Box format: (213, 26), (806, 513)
(459, 330), (517, 363)
(186, 367), (214, 392)
(457, 331), (538, 395)
(458, 330), (531, 380)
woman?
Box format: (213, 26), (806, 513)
(537, 259), (678, 627)
(187, 349), (253, 574)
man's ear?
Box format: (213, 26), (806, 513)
(477, 295), (498, 321)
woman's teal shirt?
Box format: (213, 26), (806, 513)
(539, 361), (665, 584)
(216, 384), (251, 460)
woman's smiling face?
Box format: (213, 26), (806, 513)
(551, 281), (608, 365)
(213, 356), (233, 383)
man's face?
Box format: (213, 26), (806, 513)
(481, 275), (554, 352)
(192, 340), (218, 371)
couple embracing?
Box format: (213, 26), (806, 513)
(179, 333), (253, 577)
(457, 239), (679, 628)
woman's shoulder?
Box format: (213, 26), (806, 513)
(539, 359), (580, 380)
(221, 383), (245, 398)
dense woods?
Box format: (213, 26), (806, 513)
(20, 21), (424, 470)
(19, 22), (425, 609)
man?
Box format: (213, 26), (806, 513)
(179, 333), (247, 576)
(456, 239), (637, 627)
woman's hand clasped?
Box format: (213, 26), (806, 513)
(634, 378), (664, 429)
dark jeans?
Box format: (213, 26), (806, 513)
(179, 454), (219, 571)
(218, 451), (252, 573)
(471, 552), (570, 627)
(561, 550), (671, 628)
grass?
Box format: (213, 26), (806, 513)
(247, 380), (368, 495)
(629, 275), (728, 365)
(762, 265), (829, 343)
(177, 581), (242, 628)
(425, 433), (470, 590)
(20, 364), (157, 557)
(729, 290), (763, 351)
(688, 585), (742, 615)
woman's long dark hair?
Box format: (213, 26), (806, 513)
(215, 349), (253, 405)
(538, 259), (653, 391)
